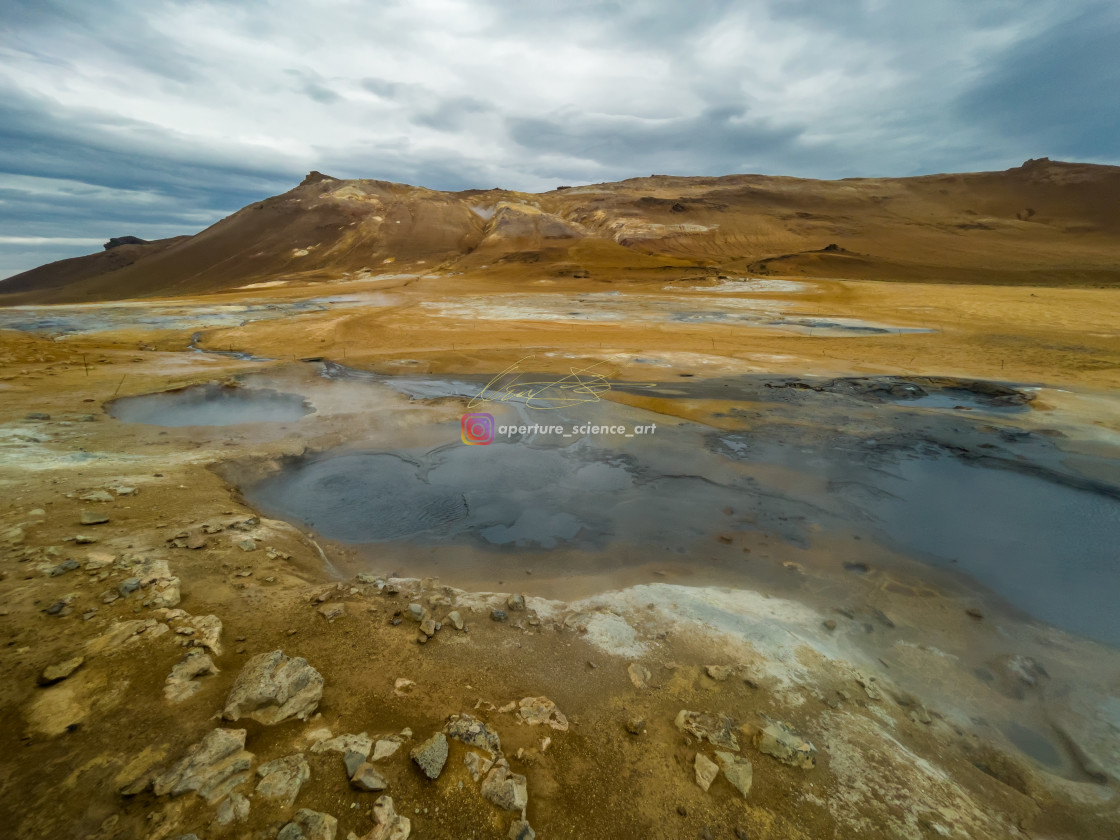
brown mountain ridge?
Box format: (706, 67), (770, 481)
(3, 157), (1118, 304)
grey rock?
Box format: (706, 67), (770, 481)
(222, 650), (324, 725)
(343, 750), (366, 778)
(755, 718), (817, 769)
(481, 761), (528, 812)
(256, 753), (311, 808)
(675, 710), (740, 751)
(213, 792), (250, 826)
(118, 577), (141, 595)
(406, 603), (425, 621)
(491, 609), (508, 622)
(164, 649), (219, 703)
(49, 558), (80, 577)
(410, 732), (448, 780)
(715, 750), (753, 797)
(277, 808), (337, 840)
(80, 511), (110, 525)
(80, 490), (114, 503)
(350, 762), (388, 792)
(152, 728), (254, 804)
(509, 819), (536, 840)
(74, 534), (98, 544)
(694, 752), (719, 791)
(25, 412), (50, 421)
(445, 713), (502, 754)
(38, 655), (84, 685)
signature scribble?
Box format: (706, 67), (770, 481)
(467, 355), (654, 410)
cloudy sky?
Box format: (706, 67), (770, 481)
(1, 0), (1117, 279)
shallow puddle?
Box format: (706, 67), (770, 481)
(108, 383), (314, 426)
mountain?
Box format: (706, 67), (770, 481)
(3, 158), (1119, 304)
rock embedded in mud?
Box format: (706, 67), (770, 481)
(277, 808), (338, 840)
(627, 663), (651, 689)
(694, 752), (719, 791)
(410, 732), (448, 780)
(38, 655), (84, 686)
(705, 665), (734, 681)
(481, 761), (529, 812)
(754, 719), (817, 769)
(625, 717), (646, 735)
(491, 609), (508, 622)
(518, 696), (569, 731)
(222, 650), (323, 725)
(80, 490), (114, 503)
(715, 751), (753, 797)
(152, 728), (254, 803)
(256, 754), (311, 807)
(311, 732), (373, 758)
(508, 818), (536, 840)
(79, 511), (110, 526)
(675, 710), (740, 751)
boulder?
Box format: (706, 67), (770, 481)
(222, 650), (323, 725)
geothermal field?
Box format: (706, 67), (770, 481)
(1, 162), (1119, 839)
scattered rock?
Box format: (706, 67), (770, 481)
(410, 732), (448, 780)
(372, 738), (403, 761)
(344, 751), (367, 778)
(118, 577), (141, 595)
(464, 751), (494, 782)
(350, 762), (388, 792)
(627, 662), (651, 689)
(705, 665), (734, 681)
(393, 678), (415, 697)
(222, 650), (323, 725)
(508, 818), (536, 840)
(278, 808), (338, 840)
(418, 618), (437, 638)
(358, 795), (410, 840)
(507, 594), (526, 611)
(694, 752), (719, 791)
(518, 696), (569, 731)
(675, 710), (740, 751)
(445, 610), (464, 631)
(625, 717), (646, 736)
(822, 619), (837, 632)
(38, 655), (84, 686)
(152, 728), (254, 804)
(49, 558), (80, 577)
(406, 603), (425, 622)
(715, 750), (753, 797)
(84, 552), (115, 571)
(74, 534), (98, 544)
(178, 614), (223, 656)
(256, 754), (311, 808)
(481, 761), (529, 812)
(310, 732), (373, 758)
(236, 538), (257, 552)
(446, 713), (502, 754)
(80, 511), (110, 526)
(491, 609), (508, 622)
(164, 649), (219, 703)
(318, 603), (346, 622)
(755, 719), (817, 769)
(80, 490), (114, 503)
(25, 412), (50, 420)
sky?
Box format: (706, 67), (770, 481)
(1, 0), (1117, 279)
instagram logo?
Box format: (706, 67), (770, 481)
(461, 413), (495, 445)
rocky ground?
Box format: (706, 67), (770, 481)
(1, 273), (1119, 839)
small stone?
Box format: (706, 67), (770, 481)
(410, 732), (448, 780)
(628, 663), (651, 689)
(74, 534), (98, 544)
(419, 618), (437, 638)
(464, 751), (494, 782)
(84, 552), (115, 571)
(369, 795), (410, 840)
(822, 619), (837, 631)
(350, 762), (388, 792)
(343, 751), (366, 778)
(910, 706), (933, 725)
(625, 717), (646, 735)
(80, 490), (114, 503)
(236, 538), (257, 552)
(507, 593), (525, 611)
(966, 608), (984, 620)
(118, 577), (141, 595)
(445, 610), (464, 631)
(372, 739), (401, 761)
(481, 761), (529, 812)
(705, 665), (734, 681)
(25, 412), (50, 420)
(80, 511), (110, 525)
(675, 710), (739, 751)
(509, 818), (536, 840)
(318, 603), (346, 622)
(491, 609), (508, 622)
(38, 655), (84, 685)
(694, 752), (719, 791)
(49, 558), (80, 577)
(518, 696), (568, 731)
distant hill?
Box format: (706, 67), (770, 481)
(3, 158), (1119, 303)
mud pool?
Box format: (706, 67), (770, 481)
(234, 366), (1120, 647)
(108, 383), (314, 426)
